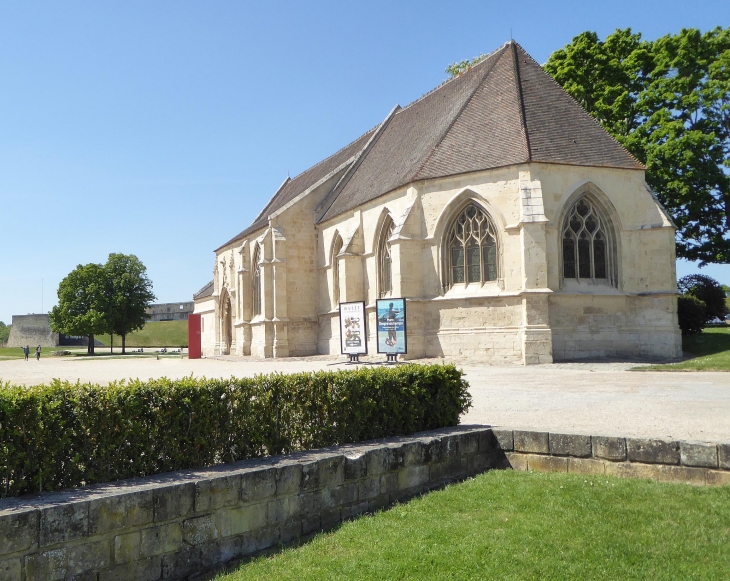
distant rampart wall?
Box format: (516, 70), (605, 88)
(6, 315), (59, 348)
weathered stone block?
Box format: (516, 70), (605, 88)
(341, 501), (369, 520)
(568, 458), (605, 475)
(504, 452), (528, 471)
(358, 477), (380, 501)
(215, 503), (267, 538)
(680, 442), (718, 468)
(154, 483), (194, 522)
(469, 452), (495, 473)
(380, 473), (399, 495)
(0, 509), (38, 554)
(297, 491), (319, 516)
(441, 435), (461, 459)
(276, 464), (303, 495)
(718, 443), (730, 470)
(550, 433), (591, 457)
(183, 515), (219, 545)
(423, 438), (444, 463)
(513, 430), (549, 454)
(240, 469), (276, 503)
(40, 502), (88, 546)
(0, 557), (21, 581)
(99, 555), (162, 581)
(67, 539), (110, 576)
(604, 462), (663, 481)
(706, 470), (730, 486)
(657, 465), (707, 486)
(141, 522), (183, 558)
(368, 495), (390, 514)
(302, 515), (320, 535)
(319, 457), (345, 487)
(320, 508), (340, 529)
(301, 462), (320, 491)
(343, 454), (366, 481)
(592, 436), (626, 461)
(492, 430), (514, 452)
(281, 518), (302, 544)
(114, 531), (140, 564)
(267, 496), (300, 525)
(429, 458), (467, 482)
(320, 483), (357, 509)
(386, 447), (405, 471)
(194, 475), (240, 513)
(626, 438), (680, 465)
(160, 542), (220, 580)
(527, 455), (568, 473)
(25, 548), (67, 581)
(402, 441), (426, 467)
(458, 432), (479, 455)
(89, 490), (154, 536)
(398, 465), (429, 491)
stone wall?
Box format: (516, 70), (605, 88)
(6, 315), (59, 348)
(1, 426), (728, 580)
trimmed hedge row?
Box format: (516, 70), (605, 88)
(0, 365), (471, 498)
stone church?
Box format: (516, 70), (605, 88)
(193, 41), (681, 363)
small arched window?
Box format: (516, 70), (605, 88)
(252, 244), (262, 317)
(378, 216), (395, 298)
(562, 197), (614, 284)
(332, 233), (343, 307)
(444, 203), (498, 289)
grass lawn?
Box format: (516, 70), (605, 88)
(638, 325), (730, 371)
(97, 320), (188, 348)
(0, 346), (84, 359)
(214, 470), (730, 581)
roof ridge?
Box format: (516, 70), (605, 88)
(411, 44), (511, 181)
(510, 41), (532, 161)
(251, 176), (291, 224)
(396, 41), (512, 115)
(512, 41), (645, 169)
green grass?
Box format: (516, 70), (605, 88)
(215, 470), (730, 581)
(98, 320), (188, 348)
(638, 326), (730, 371)
(0, 346), (83, 359)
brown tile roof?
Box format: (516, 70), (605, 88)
(215, 127), (376, 250)
(217, 41), (643, 246)
(320, 41), (643, 222)
(193, 280), (214, 300)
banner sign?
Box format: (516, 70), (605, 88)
(376, 298), (407, 354)
(339, 301), (368, 355)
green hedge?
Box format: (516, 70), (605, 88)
(0, 365), (470, 498)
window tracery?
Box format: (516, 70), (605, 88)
(332, 234), (343, 307)
(444, 203), (498, 289)
(378, 217), (394, 298)
(562, 197), (614, 285)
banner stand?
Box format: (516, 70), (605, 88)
(386, 354), (398, 364)
(348, 353), (361, 364)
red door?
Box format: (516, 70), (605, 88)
(188, 314), (201, 359)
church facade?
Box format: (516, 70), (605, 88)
(193, 41), (681, 363)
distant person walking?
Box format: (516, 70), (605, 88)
(23, 345), (29, 361)
(36, 345), (41, 360)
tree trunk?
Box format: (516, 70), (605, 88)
(89, 334), (95, 355)
(122, 333), (126, 355)
(110, 334), (113, 354)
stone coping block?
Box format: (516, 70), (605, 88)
(1, 426), (728, 581)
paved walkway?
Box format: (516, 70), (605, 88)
(1, 355), (728, 442)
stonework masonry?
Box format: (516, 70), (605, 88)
(1, 427), (728, 580)
(6, 315), (59, 348)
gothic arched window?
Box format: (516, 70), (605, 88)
(252, 245), (262, 317)
(378, 216), (395, 298)
(444, 203), (498, 289)
(562, 197), (614, 284)
(332, 233), (343, 307)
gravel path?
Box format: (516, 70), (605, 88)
(1, 355), (728, 442)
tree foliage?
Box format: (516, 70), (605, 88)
(49, 263), (109, 354)
(677, 273), (728, 320)
(104, 253), (155, 354)
(445, 53), (488, 77)
(50, 254), (155, 355)
(0, 322), (10, 344)
(677, 295), (707, 335)
(543, 27), (730, 264)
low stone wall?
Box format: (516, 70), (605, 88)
(1, 427), (728, 581)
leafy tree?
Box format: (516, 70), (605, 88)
(104, 253), (155, 354)
(49, 263), (109, 354)
(0, 322), (10, 344)
(677, 295), (707, 335)
(543, 27), (730, 265)
(446, 53), (488, 77)
(678, 273), (728, 321)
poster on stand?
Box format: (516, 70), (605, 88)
(376, 298), (407, 354)
(339, 301), (368, 355)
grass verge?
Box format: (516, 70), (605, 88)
(637, 326), (730, 371)
(97, 320), (188, 348)
(214, 470), (730, 581)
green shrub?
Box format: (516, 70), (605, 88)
(678, 274), (728, 322)
(0, 365), (471, 498)
(677, 295), (707, 335)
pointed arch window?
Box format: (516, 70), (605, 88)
(378, 216), (395, 298)
(562, 197), (615, 285)
(444, 203), (498, 289)
(252, 245), (262, 317)
(332, 233), (343, 307)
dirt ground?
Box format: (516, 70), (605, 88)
(1, 355), (728, 442)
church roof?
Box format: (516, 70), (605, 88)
(193, 280), (214, 300)
(220, 41), (642, 248)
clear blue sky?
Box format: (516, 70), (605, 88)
(1, 1), (728, 324)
